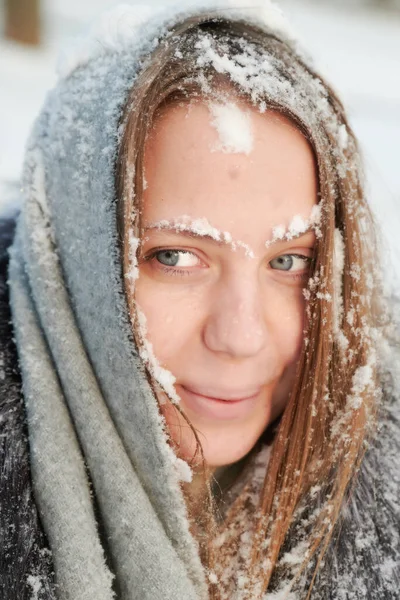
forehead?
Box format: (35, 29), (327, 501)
(142, 101), (317, 243)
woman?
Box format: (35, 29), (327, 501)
(0, 1), (399, 599)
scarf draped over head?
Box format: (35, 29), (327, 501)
(7, 2), (295, 598)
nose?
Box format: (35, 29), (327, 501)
(202, 275), (269, 359)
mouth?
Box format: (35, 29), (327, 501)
(178, 384), (262, 421)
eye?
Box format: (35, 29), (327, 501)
(154, 249), (200, 268)
(269, 254), (310, 272)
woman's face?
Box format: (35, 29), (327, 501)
(135, 100), (317, 469)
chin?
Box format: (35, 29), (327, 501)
(158, 385), (276, 468)
(167, 410), (269, 469)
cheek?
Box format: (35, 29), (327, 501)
(270, 289), (305, 365)
(268, 290), (305, 417)
(134, 277), (205, 362)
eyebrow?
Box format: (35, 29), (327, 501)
(142, 225), (226, 245)
(142, 224), (316, 246)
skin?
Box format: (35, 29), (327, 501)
(134, 100), (318, 470)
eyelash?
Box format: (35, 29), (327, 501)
(141, 248), (198, 277)
(270, 254), (312, 281)
(141, 248), (312, 280)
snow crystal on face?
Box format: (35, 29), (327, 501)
(209, 101), (253, 155)
(272, 224), (286, 240)
(184, 216), (222, 241)
(288, 215), (308, 238)
(232, 240), (255, 259)
(222, 231), (233, 244)
(149, 216), (256, 258)
(152, 215), (221, 241)
(266, 204), (322, 247)
(136, 306), (181, 404)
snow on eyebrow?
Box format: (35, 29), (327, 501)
(156, 216), (223, 241)
(147, 216), (255, 258)
(208, 101), (254, 155)
(265, 204), (322, 247)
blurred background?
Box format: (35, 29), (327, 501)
(1, 0), (399, 275)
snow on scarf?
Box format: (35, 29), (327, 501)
(6, 1), (400, 599)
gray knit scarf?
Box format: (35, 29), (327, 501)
(7, 5), (216, 598)
(6, 4), (288, 598)
(7, 3), (400, 600)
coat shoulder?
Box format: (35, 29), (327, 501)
(313, 340), (400, 599)
(0, 216), (57, 600)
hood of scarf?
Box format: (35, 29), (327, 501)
(7, 2), (301, 599)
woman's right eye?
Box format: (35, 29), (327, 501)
(152, 249), (200, 268)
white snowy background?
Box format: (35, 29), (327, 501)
(1, 0), (399, 281)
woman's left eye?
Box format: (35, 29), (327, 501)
(269, 254), (311, 273)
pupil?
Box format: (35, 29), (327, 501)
(275, 255), (293, 270)
(157, 250), (179, 266)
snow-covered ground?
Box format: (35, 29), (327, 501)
(1, 0), (399, 272)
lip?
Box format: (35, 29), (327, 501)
(178, 384), (262, 421)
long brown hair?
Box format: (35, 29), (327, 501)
(117, 15), (383, 599)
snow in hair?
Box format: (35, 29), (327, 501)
(56, 0), (298, 80)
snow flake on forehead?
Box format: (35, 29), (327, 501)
(208, 101), (254, 155)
